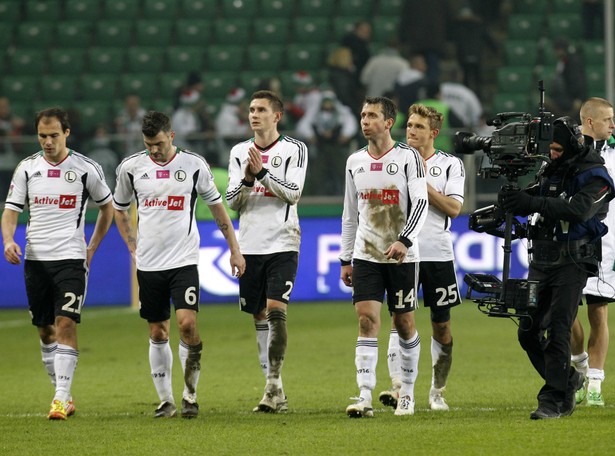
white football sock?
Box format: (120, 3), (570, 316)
(179, 339), (202, 403)
(54, 344), (78, 403)
(431, 337), (453, 390)
(149, 339), (174, 403)
(255, 320), (269, 377)
(355, 337), (377, 401)
(588, 368), (605, 393)
(40, 340), (57, 387)
(386, 329), (401, 388)
(399, 332), (420, 398)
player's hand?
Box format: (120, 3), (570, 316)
(230, 251), (246, 278)
(340, 264), (353, 287)
(3, 241), (22, 265)
(384, 241), (407, 265)
(247, 146), (264, 176)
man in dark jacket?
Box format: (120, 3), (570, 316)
(499, 116), (614, 419)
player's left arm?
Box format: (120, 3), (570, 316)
(2, 208), (22, 265)
(398, 149), (429, 246)
(427, 158), (465, 218)
(86, 201), (114, 265)
(252, 143), (308, 205)
(208, 203), (246, 278)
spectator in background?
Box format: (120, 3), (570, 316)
(395, 54), (429, 116)
(399, 0), (449, 85)
(115, 94), (146, 157)
(416, 82), (465, 153)
(327, 47), (362, 116)
(341, 20), (372, 85)
(545, 38), (587, 119)
(450, 6), (498, 100)
(87, 125), (120, 192)
(285, 71), (322, 130)
(215, 87), (250, 166)
(0, 96), (25, 167)
(296, 90), (358, 195)
(360, 38), (409, 97)
(440, 67), (484, 129)
(582, 0), (604, 40)
(172, 85), (211, 154)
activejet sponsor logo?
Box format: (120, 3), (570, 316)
(33, 195), (77, 209)
(143, 195), (185, 210)
(252, 185), (275, 197)
(358, 189), (399, 204)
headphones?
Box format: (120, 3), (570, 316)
(553, 116), (585, 155)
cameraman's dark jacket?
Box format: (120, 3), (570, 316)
(523, 146), (614, 272)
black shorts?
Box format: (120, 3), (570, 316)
(137, 265), (200, 322)
(419, 261), (462, 309)
(352, 259), (418, 313)
(585, 294), (615, 305)
(24, 259), (88, 326)
(239, 252), (298, 315)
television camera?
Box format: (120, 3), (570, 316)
(454, 82), (554, 319)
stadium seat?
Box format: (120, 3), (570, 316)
(8, 49), (45, 75)
(135, 20), (173, 46)
(374, 0), (403, 15)
(533, 65), (556, 86)
(166, 46), (204, 73)
(213, 19), (251, 45)
(205, 97), (226, 118)
(338, 0), (374, 17)
(103, 0), (139, 19)
(504, 41), (538, 67)
(56, 22), (92, 49)
(175, 19), (213, 46)
(552, 0), (581, 14)
(88, 47), (126, 74)
(72, 100), (113, 133)
(119, 73), (159, 99)
(96, 20), (133, 47)
(143, 0), (178, 19)
(586, 65), (606, 94)
(286, 43), (323, 71)
(239, 70), (277, 92)
(65, 0), (100, 20)
(261, 0), (295, 18)
(79, 74), (119, 100)
(41, 76), (78, 102)
(126, 47), (165, 73)
(2, 76), (39, 101)
(49, 49), (86, 75)
(496, 66), (533, 94)
(507, 14), (545, 40)
(180, 0), (218, 18)
(513, 0), (548, 14)
(150, 98), (175, 116)
(298, 0), (335, 16)
(17, 22), (53, 48)
(0, 25), (13, 49)
(247, 45), (285, 71)
(0, 1), (21, 22)
(253, 18), (290, 45)
(206, 45), (245, 71)
(372, 16), (400, 44)
(202, 72), (237, 99)
(221, 0), (258, 17)
(491, 94), (532, 116)
(8, 101), (31, 120)
(0, 52), (5, 74)
(548, 14), (582, 40)
(158, 72), (186, 99)
(26, 0), (61, 21)
(293, 17), (330, 44)
(582, 41), (605, 65)
(332, 17), (359, 41)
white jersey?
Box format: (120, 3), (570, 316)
(226, 135), (308, 255)
(5, 150), (112, 261)
(113, 148), (221, 271)
(584, 140), (615, 298)
(340, 142), (428, 264)
(418, 150), (465, 261)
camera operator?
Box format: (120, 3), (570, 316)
(499, 116), (614, 420)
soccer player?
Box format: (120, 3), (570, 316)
(570, 97), (615, 406)
(226, 90), (308, 413)
(341, 96), (428, 417)
(379, 104), (465, 412)
(1, 107), (113, 420)
(114, 111), (245, 418)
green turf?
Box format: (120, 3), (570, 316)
(1, 301), (614, 455)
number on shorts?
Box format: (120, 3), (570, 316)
(435, 284), (459, 306)
(282, 281), (294, 301)
(185, 286), (198, 306)
(394, 288), (416, 309)
(62, 292), (84, 314)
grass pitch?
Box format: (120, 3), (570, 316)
(1, 301), (614, 455)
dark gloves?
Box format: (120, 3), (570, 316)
(498, 189), (545, 216)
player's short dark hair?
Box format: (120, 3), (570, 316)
(364, 96), (397, 122)
(252, 90), (284, 113)
(142, 111), (171, 137)
(35, 107), (70, 132)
